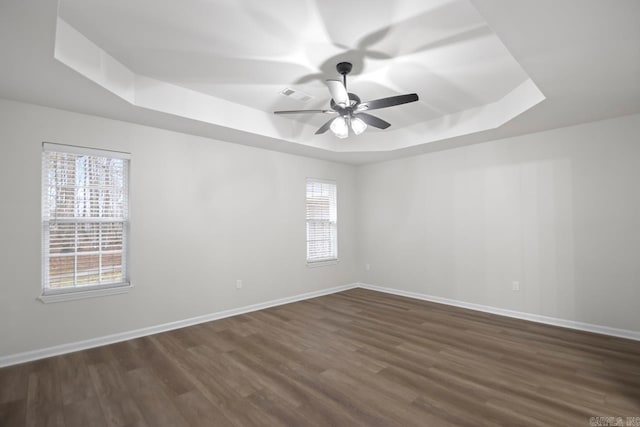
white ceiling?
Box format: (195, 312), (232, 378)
(57, 0), (529, 128)
(0, 0), (639, 164)
(54, 0), (543, 153)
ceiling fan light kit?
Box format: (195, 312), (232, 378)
(274, 62), (419, 139)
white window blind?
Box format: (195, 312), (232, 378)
(306, 179), (337, 263)
(42, 143), (130, 293)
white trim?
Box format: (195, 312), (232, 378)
(5, 281), (639, 368)
(357, 283), (640, 342)
(0, 283), (358, 368)
(305, 177), (336, 186)
(305, 178), (338, 263)
(306, 259), (339, 268)
(41, 144), (130, 295)
(43, 142), (131, 159)
(38, 283), (132, 303)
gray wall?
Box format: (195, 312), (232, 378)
(2, 97), (639, 361)
(357, 113), (640, 332)
(0, 99), (359, 358)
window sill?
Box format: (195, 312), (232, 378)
(38, 282), (132, 304)
(306, 259), (339, 268)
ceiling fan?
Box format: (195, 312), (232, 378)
(274, 62), (419, 138)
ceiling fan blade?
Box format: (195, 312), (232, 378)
(274, 109), (335, 115)
(356, 112), (391, 129)
(326, 79), (350, 107)
(358, 93), (419, 111)
(315, 117), (336, 135)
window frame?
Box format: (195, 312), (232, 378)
(39, 142), (132, 303)
(305, 178), (338, 266)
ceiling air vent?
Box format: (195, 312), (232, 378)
(280, 88), (313, 103)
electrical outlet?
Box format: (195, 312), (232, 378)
(512, 281), (520, 291)
(365, 264), (371, 271)
(236, 279), (243, 289)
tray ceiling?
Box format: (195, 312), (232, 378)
(55, 0), (544, 152)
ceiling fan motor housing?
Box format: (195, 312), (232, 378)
(336, 62), (353, 76)
(330, 93), (361, 113)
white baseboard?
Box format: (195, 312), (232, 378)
(0, 283), (359, 368)
(4, 281), (639, 368)
(357, 283), (640, 342)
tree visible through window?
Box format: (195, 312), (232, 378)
(306, 179), (337, 263)
(42, 143), (130, 293)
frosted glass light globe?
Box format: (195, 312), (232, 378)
(351, 117), (367, 135)
(330, 116), (349, 139)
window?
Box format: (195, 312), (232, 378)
(306, 178), (337, 264)
(41, 143), (130, 302)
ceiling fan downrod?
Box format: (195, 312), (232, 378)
(336, 62), (352, 91)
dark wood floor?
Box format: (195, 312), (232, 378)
(1, 288), (639, 426)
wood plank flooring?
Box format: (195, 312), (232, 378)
(1, 288), (639, 426)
